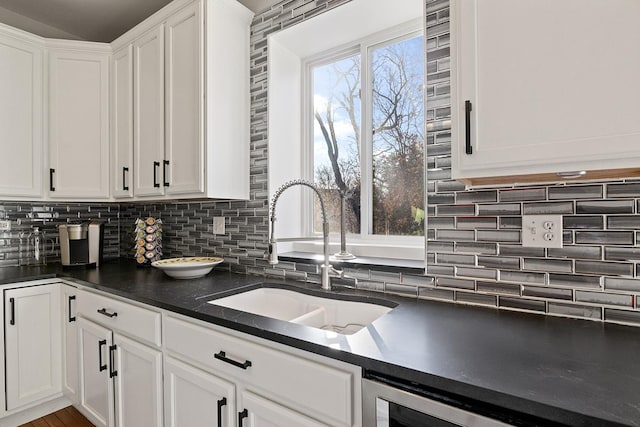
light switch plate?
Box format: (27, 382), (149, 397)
(522, 215), (563, 248)
(212, 217), (225, 234)
(0, 220), (10, 231)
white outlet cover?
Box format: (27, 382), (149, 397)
(213, 217), (225, 234)
(0, 220), (10, 231)
(522, 215), (563, 248)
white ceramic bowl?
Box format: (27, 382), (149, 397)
(151, 257), (224, 279)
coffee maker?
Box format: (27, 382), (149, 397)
(58, 221), (104, 268)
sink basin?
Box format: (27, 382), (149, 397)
(208, 287), (393, 335)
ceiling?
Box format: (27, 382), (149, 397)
(0, 0), (280, 42)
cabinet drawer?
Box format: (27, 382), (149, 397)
(165, 316), (354, 426)
(77, 290), (161, 346)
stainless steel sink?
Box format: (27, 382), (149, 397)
(208, 287), (393, 335)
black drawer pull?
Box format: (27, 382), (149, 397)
(109, 344), (118, 378)
(217, 397), (227, 427)
(9, 297), (15, 325)
(163, 160), (170, 187)
(98, 339), (107, 372)
(122, 167), (129, 191)
(153, 161), (160, 188)
(465, 100), (473, 155)
(68, 295), (76, 322)
(214, 351), (252, 370)
(97, 308), (118, 318)
(238, 409), (248, 426)
(49, 168), (56, 191)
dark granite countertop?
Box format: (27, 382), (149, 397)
(1, 260), (639, 426)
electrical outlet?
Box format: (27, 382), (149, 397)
(212, 217), (225, 234)
(522, 215), (563, 248)
(0, 220), (11, 232)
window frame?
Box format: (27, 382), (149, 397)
(299, 21), (425, 255)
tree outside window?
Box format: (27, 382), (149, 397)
(312, 33), (424, 237)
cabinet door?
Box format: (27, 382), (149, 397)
(239, 390), (328, 427)
(49, 48), (110, 199)
(113, 333), (163, 427)
(452, 0), (640, 183)
(61, 284), (78, 403)
(4, 284), (61, 410)
(78, 317), (114, 427)
(165, 2), (204, 196)
(0, 32), (43, 198)
(134, 25), (165, 197)
(164, 356), (235, 427)
(112, 45), (134, 199)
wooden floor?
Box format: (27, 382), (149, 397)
(19, 406), (94, 427)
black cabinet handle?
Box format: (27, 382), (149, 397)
(214, 351), (252, 370)
(9, 297), (15, 325)
(153, 161), (160, 188)
(163, 160), (170, 187)
(465, 100), (473, 155)
(49, 168), (56, 191)
(217, 397), (227, 427)
(68, 295), (76, 322)
(97, 308), (118, 318)
(109, 344), (117, 378)
(98, 339), (107, 371)
(123, 167), (129, 191)
(238, 409), (248, 426)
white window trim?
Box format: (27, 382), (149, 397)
(267, 0), (425, 262)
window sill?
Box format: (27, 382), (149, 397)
(278, 251), (425, 275)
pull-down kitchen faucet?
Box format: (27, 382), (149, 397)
(268, 179), (341, 290)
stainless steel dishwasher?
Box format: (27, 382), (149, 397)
(363, 376), (517, 426)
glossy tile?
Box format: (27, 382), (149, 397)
(575, 291), (633, 307)
(455, 242), (498, 255)
(575, 231), (634, 245)
(575, 200), (634, 214)
(604, 308), (640, 325)
(477, 281), (521, 296)
(548, 185), (603, 200)
(456, 266), (498, 280)
(574, 260), (633, 277)
(522, 258), (573, 273)
(455, 292), (497, 306)
(499, 297), (546, 312)
(523, 286), (573, 300)
(436, 277), (475, 290)
(548, 303), (602, 320)
(456, 190), (497, 203)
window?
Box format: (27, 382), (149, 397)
(307, 30), (425, 241)
(267, 0), (424, 260)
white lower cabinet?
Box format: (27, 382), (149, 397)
(61, 284), (78, 403)
(164, 356), (235, 427)
(77, 290), (163, 427)
(4, 284), (61, 411)
(239, 390), (327, 427)
(164, 315), (361, 427)
(78, 317), (115, 427)
(113, 333), (163, 427)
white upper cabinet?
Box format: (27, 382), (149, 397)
(48, 43), (110, 199)
(165, 2), (203, 196)
(0, 26), (43, 198)
(133, 26), (166, 197)
(112, 0), (252, 201)
(111, 45), (134, 199)
(451, 0), (640, 186)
